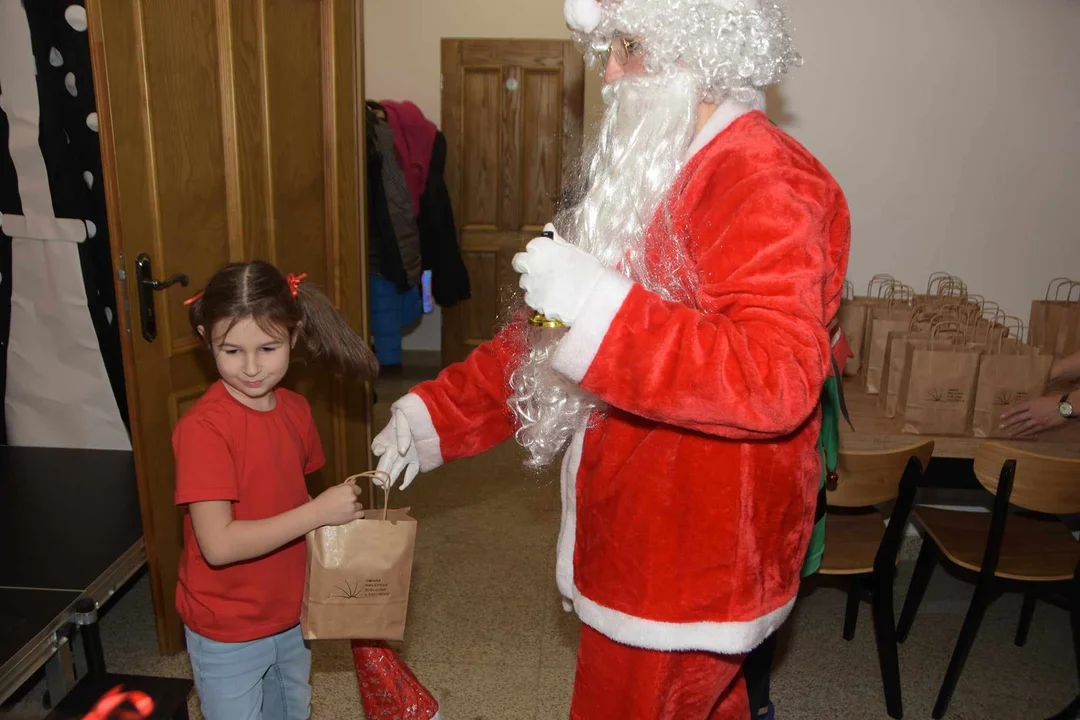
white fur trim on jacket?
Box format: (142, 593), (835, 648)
(564, 0), (602, 33)
(683, 96), (755, 162)
(391, 393), (445, 472)
(550, 270), (634, 384)
(572, 591), (796, 655)
(555, 428), (586, 610)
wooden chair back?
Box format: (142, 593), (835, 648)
(830, 441), (936, 508)
(973, 443), (1080, 515)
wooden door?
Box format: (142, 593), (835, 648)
(440, 39), (584, 365)
(87, 0), (371, 654)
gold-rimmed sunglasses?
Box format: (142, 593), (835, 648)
(600, 35), (644, 66)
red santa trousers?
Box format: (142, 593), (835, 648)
(570, 624), (749, 720)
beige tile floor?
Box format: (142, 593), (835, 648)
(3, 369), (1077, 719)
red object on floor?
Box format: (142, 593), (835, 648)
(570, 624), (749, 720)
(351, 641), (440, 720)
(81, 685), (154, 719)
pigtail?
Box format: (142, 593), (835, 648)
(293, 283), (379, 380)
(186, 289), (211, 345)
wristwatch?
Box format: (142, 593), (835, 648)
(1060, 393), (1076, 420)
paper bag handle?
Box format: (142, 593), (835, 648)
(884, 283), (915, 306)
(989, 316), (1026, 355)
(876, 278), (902, 299)
(1045, 277), (1075, 301)
(974, 307), (1007, 346)
(345, 471), (394, 521)
(868, 274), (896, 297)
(1065, 282), (1080, 304)
(928, 319), (966, 349)
(926, 272), (954, 295)
(908, 305), (944, 330)
(936, 279), (967, 299)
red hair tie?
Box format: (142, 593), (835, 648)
(183, 291), (204, 306)
(287, 272), (307, 298)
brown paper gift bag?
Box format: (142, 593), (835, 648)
(863, 288), (915, 395)
(877, 308), (941, 418)
(878, 330), (915, 417)
(899, 324), (983, 436)
(301, 473), (417, 641)
(838, 281), (869, 377)
(881, 309), (969, 418)
(1029, 278), (1077, 356)
(971, 321), (1054, 438)
(1061, 286), (1080, 356)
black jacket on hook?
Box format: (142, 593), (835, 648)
(418, 132), (470, 308)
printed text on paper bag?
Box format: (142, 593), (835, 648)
(328, 578), (391, 600)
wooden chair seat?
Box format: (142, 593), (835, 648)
(914, 507), (1080, 582)
(820, 511), (887, 575)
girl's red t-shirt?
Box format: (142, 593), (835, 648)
(172, 380), (324, 642)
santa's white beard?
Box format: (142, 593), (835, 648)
(508, 71), (700, 469)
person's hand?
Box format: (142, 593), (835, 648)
(310, 483), (364, 527)
(999, 395), (1067, 437)
(372, 408), (421, 490)
(511, 223), (606, 326)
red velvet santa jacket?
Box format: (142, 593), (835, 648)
(394, 101), (851, 655)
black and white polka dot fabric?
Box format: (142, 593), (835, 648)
(0, 0), (128, 448)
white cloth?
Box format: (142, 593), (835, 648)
(0, 0), (129, 450)
(5, 237), (130, 449)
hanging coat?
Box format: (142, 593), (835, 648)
(417, 132), (470, 308)
(365, 105), (408, 290)
(371, 115), (422, 289)
(380, 101), (436, 216)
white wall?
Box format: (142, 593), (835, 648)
(775, 0), (1080, 315)
(365, 0), (1080, 351)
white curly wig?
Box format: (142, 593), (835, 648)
(563, 0), (801, 106)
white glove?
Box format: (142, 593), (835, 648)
(371, 408), (421, 490)
(512, 223), (606, 326)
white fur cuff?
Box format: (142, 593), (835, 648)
(551, 270), (633, 384)
(391, 393), (445, 472)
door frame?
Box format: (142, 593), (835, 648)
(87, 0), (371, 654)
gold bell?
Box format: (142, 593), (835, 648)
(529, 313), (564, 328)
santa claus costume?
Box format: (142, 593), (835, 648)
(375, 1), (850, 717)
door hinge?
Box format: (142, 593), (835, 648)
(440, 74), (444, 92)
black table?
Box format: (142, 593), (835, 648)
(0, 446), (144, 706)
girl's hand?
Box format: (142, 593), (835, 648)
(310, 483), (365, 527)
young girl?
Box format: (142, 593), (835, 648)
(173, 261), (377, 720)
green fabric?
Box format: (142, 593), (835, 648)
(800, 374), (840, 578)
